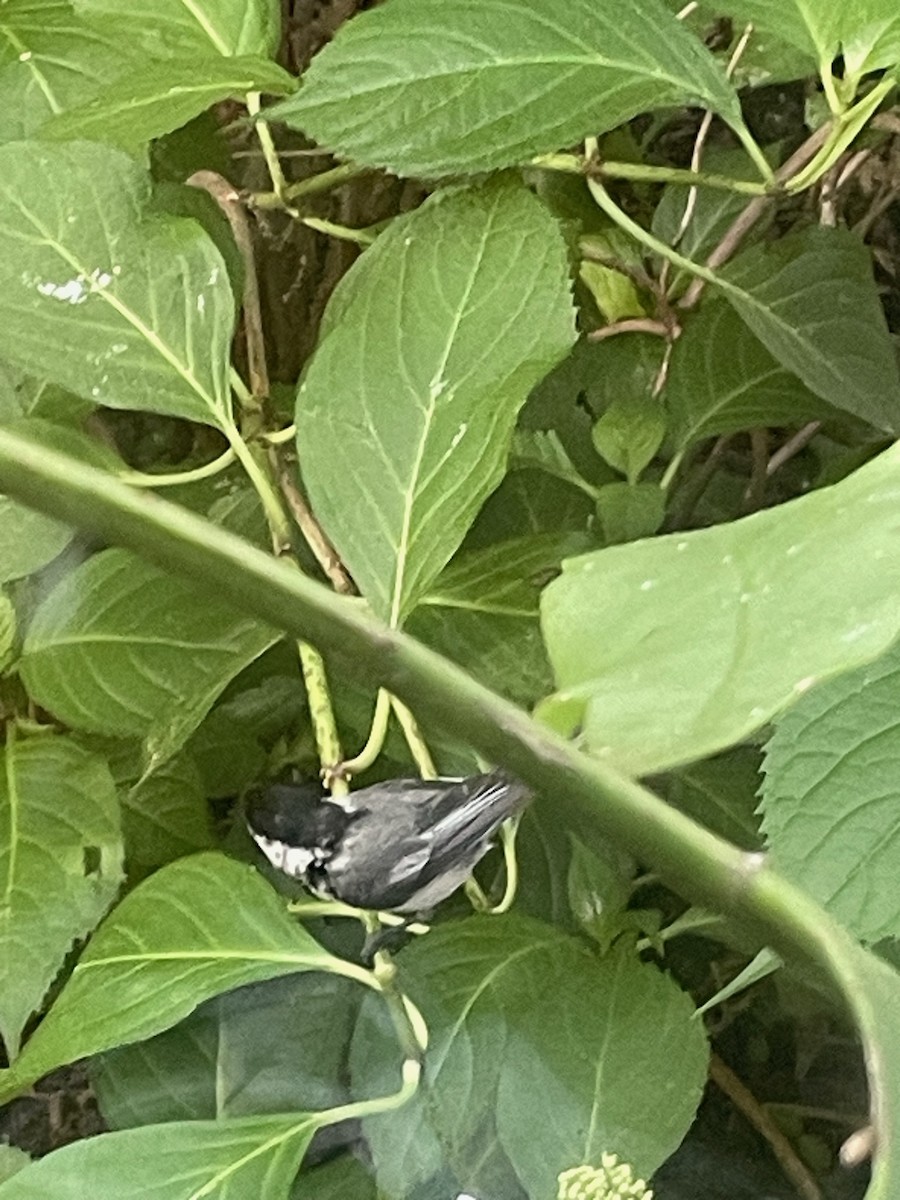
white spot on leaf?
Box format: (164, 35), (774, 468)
(37, 278), (86, 304)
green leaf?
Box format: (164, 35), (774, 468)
(0, 1144), (30, 1185)
(20, 548), (280, 763)
(97, 973), (359, 1131)
(94, 1004), (220, 1127)
(511, 430), (599, 498)
(540, 441), (900, 773)
(215, 974), (358, 1116)
(420, 532), (590, 617)
(293, 1156), (377, 1200)
(594, 481), (665, 545)
(0, 1113), (316, 1200)
(667, 747), (764, 851)
(105, 744), (214, 875)
(592, 393), (665, 483)
(0, 141), (235, 428)
(842, 2), (900, 76)
(666, 299), (834, 451)
(496, 944), (706, 1195)
(470, 469), (594, 546)
(40, 56), (296, 149)
(296, 179), (576, 625)
(762, 640), (900, 943)
(0, 496), (71, 582)
(73, 0), (281, 58)
(409, 533), (589, 707)
(717, 227), (900, 434)
(710, 1), (840, 64)
(0, 0), (129, 142)
(0, 735), (123, 1060)
(269, 0), (747, 177)
(352, 916), (706, 1198)
(715, 1), (900, 77)
(5, 852), (371, 1092)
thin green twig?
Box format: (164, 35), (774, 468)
(118, 446), (236, 488)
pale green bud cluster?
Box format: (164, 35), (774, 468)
(556, 1153), (653, 1200)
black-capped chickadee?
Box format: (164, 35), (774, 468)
(245, 771), (531, 915)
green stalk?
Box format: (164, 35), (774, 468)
(246, 92), (288, 203)
(341, 687), (392, 775)
(118, 446), (236, 488)
(223, 397), (346, 794)
(390, 695), (436, 778)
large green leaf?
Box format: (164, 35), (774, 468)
(666, 299), (833, 451)
(0, 497), (71, 581)
(296, 179), (576, 625)
(711, 1), (840, 63)
(496, 944), (707, 1195)
(74, 0), (281, 58)
(0, 735), (122, 1060)
(96, 973), (358, 1130)
(294, 1156), (377, 1200)
(269, 0), (747, 177)
(717, 227), (900, 434)
(40, 56), (296, 150)
(0, 1114), (316, 1200)
(713, 0), (900, 75)
(540, 441), (900, 774)
(762, 640), (900, 943)
(409, 533), (589, 706)
(94, 1004), (221, 1127)
(352, 917), (706, 1199)
(842, 1), (900, 76)
(0, 140), (235, 427)
(105, 743), (214, 875)
(20, 548), (279, 763)
(3, 852), (372, 1094)
(0, 0), (128, 142)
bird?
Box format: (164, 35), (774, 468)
(244, 770), (531, 916)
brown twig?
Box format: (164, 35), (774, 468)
(742, 428), (769, 512)
(709, 1053), (822, 1200)
(766, 422), (822, 476)
(665, 434), (732, 528)
(588, 317), (669, 341)
(187, 170), (268, 400)
(679, 124), (833, 310)
(273, 452), (356, 595)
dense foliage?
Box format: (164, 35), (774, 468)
(0, 1), (898, 1197)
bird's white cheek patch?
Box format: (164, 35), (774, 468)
(252, 835), (314, 879)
